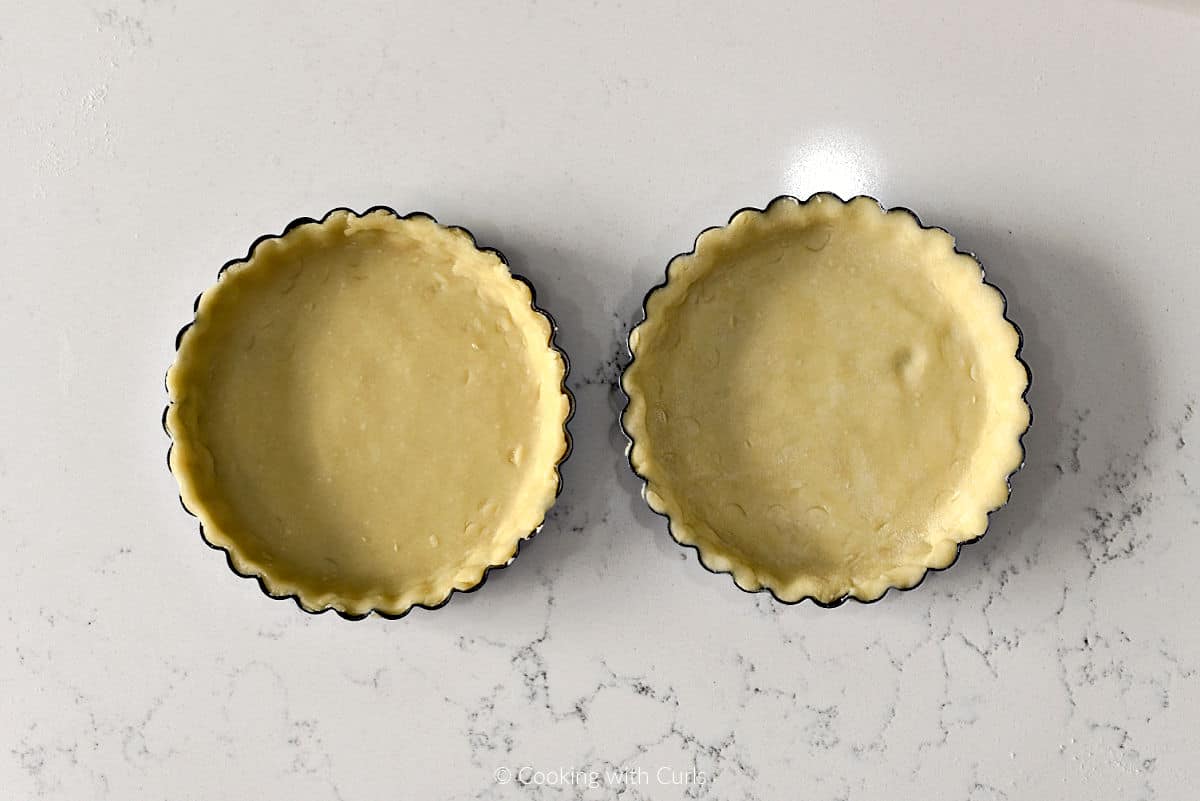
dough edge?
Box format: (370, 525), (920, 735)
(620, 194), (1031, 605)
(165, 208), (572, 618)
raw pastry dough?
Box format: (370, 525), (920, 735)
(167, 210), (571, 617)
(622, 195), (1029, 604)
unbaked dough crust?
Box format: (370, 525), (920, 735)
(167, 210), (571, 616)
(621, 195), (1029, 604)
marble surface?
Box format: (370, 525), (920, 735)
(3, 1), (1199, 798)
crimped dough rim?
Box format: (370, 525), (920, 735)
(165, 207), (573, 619)
(621, 194), (1031, 605)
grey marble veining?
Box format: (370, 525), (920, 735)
(3, 1), (1200, 799)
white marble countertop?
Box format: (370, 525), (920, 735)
(3, 2), (1199, 798)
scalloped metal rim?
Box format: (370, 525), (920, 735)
(163, 205), (576, 621)
(618, 193), (1033, 609)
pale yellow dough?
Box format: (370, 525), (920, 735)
(622, 195), (1029, 604)
(167, 210), (571, 616)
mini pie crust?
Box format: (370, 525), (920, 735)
(621, 195), (1030, 605)
(166, 209), (571, 617)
